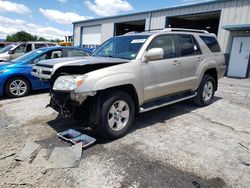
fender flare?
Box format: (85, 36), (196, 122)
(92, 73), (144, 105)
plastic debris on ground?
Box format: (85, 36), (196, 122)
(32, 149), (49, 167)
(47, 143), (82, 169)
(57, 129), (96, 148)
(0, 152), (15, 172)
(15, 142), (40, 161)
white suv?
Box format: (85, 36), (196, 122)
(0, 41), (57, 62)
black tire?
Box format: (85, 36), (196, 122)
(5, 77), (30, 98)
(94, 90), (135, 140)
(193, 74), (216, 106)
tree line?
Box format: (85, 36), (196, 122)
(6, 31), (63, 43)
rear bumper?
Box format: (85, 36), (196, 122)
(218, 65), (227, 79)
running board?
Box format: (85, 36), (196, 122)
(139, 92), (197, 113)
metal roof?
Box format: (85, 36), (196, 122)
(222, 24), (250, 31)
(73, 0), (230, 25)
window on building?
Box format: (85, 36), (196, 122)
(200, 36), (221, 52)
(177, 34), (202, 57)
(147, 35), (176, 59)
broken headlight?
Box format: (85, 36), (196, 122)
(53, 75), (86, 91)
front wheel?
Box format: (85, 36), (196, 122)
(94, 90), (135, 140)
(193, 75), (216, 106)
(5, 77), (30, 98)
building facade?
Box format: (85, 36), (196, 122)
(73, 0), (250, 78)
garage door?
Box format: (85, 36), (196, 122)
(82, 25), (101, 48)
(227, 37), (250, 78)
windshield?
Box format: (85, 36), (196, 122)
(12, 49), (45, 63)
(0, 44), (15, 53)
(92, 35), (149, 60)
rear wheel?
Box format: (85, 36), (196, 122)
(94, 90), (135, 140)
(193, 74), (215, 106)
(5, 77), (30, 98)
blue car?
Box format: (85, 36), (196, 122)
(0, 46), (90, 98)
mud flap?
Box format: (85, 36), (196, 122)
(89, 92), (102, 127)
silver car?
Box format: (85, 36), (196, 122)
(0, 41), (57, 62)
(33, 28), (226, 140)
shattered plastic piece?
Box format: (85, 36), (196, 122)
(57, 129), (82, 140)
(0, 151), (15, 160)
(33, 149), (49, 167)
(15, 142), (40, 161)
(239, 143), (249, 150)
(71, 134), (96, 148)
(47, 143), (82, 169)
(192, 181), (200, 188)
(0, 155), (14, 171)
(58, 129), (96, 148)
(241, 162), (250, 166)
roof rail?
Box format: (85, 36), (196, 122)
(162, 28), (209, 34)
(123, 31), (140, 35)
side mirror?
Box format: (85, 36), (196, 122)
(8, 49), (14, 54)
(145, 48), (164, 61)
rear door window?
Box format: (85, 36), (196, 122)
(26, 44), (32, 52)
(51, 50), (63, 58)
(35, 43), (47, 49)
(32, 50), (63, 64)
(200, 36), (221, 52)
(47, 43), (57, 47)
(177, 34), (202, 57)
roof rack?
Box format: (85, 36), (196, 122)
(162, 28), (209, 34)
(123, 31), (141, 35)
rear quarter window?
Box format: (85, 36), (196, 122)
(35, 43), (47, 49)
(200, 36), (221, 52)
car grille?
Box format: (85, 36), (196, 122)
(42, 70), (51, 75)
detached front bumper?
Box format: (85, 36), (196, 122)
(48, 91), (95, 119)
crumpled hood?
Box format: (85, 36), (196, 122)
(36, 56), (130, 69)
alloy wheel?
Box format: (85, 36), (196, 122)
(107, 100), (130, 131)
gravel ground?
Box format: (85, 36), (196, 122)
(0, 77), (249, 188)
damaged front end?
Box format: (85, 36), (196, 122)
(48, 91), (92, 119)
(47, 75), (95, 119)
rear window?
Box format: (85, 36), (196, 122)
(200, 36), (221, 52)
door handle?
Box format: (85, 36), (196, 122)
(196, 57), (203, 62)
(173, 60), (180, 65)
